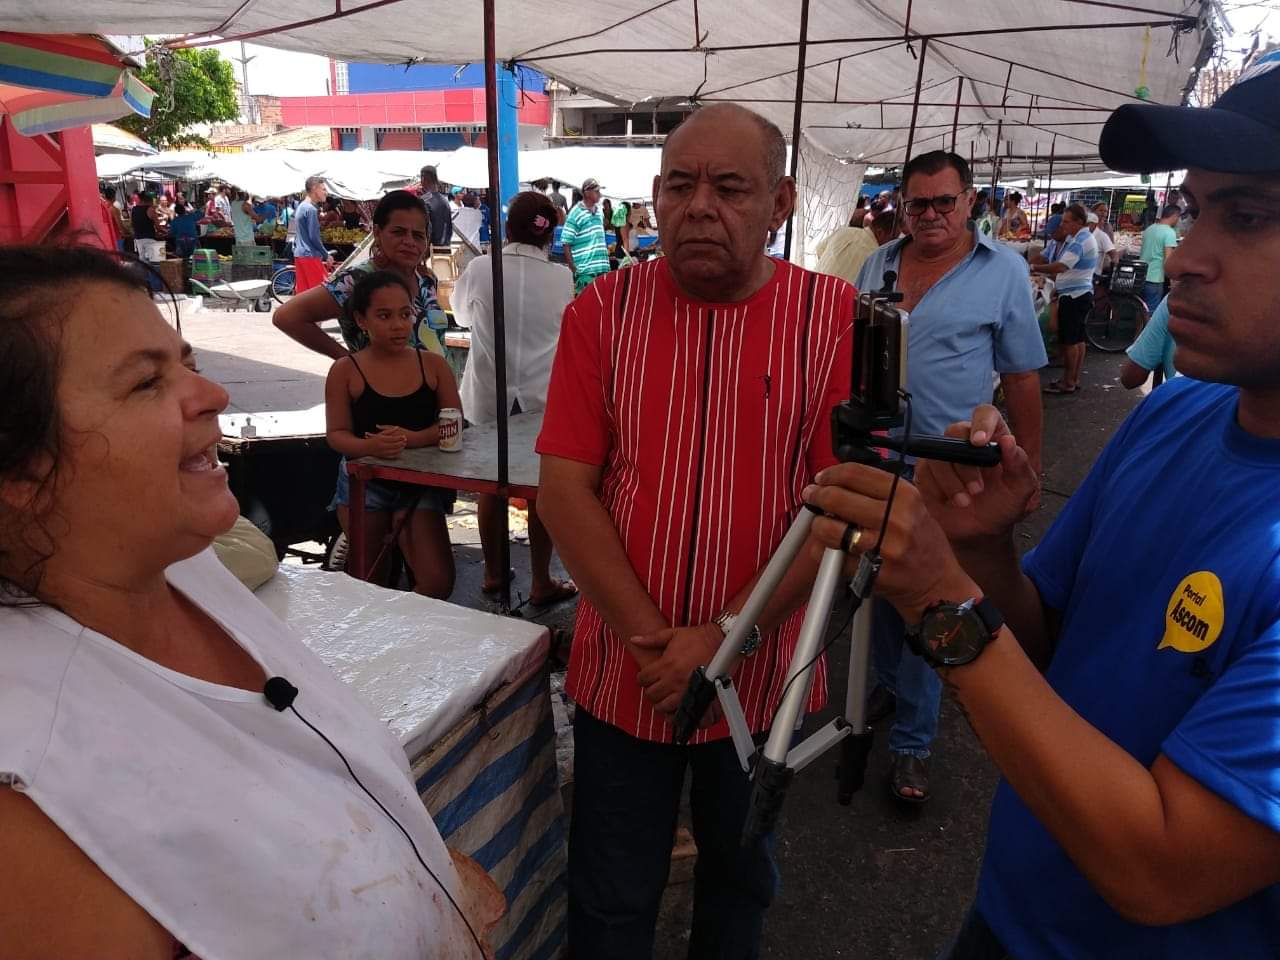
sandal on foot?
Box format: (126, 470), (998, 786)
(1043, 380), (1079, 395)
(530, 579), (579, 608)
(889, 754), (930, 805)
(481, 568), (517, 596)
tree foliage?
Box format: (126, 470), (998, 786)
(118, 43), (239, 149)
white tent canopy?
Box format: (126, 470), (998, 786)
(95, 148), (454, 199)
(98, 143), (671, 203)
(7, 1), (1216, 176)
(1002, 171), (1187, 190)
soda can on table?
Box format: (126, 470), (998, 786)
(438, 408), (462, 452)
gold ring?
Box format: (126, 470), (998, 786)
(840, 523), (863, 554)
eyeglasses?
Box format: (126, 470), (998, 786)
(902, 193), (967, 217)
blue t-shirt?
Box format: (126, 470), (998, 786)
(978, 377), (1280, 959)
(293, 199), (325, 259)
(855, 229), (1047, 437)
(254, 202), (278, 233)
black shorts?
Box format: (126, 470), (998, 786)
(1058, 292), (1092, 345)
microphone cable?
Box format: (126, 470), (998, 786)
(776, 390), (915, 709)
(263, 678), (486, 958)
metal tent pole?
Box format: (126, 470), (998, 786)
(989, 118), (1003, 199)
(893, 35), (930, 238)
(782, 0), (810, 263)
(903, 37), (930, 164)
(1044, 134), (1057, 237)
(483, 0), (513, 610)
(950, 75), (962, 152)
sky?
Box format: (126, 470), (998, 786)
(211, 42), (331, 98)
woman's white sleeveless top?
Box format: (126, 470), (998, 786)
(0, 549), (472, 959)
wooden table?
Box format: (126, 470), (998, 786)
(347, 411), (543, 580)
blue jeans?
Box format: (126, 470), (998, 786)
(568, 708), (778, 960)
(1141, 281), (1165, 316)
(937, 907), (1011, 960)
(872, 596), (942, 757)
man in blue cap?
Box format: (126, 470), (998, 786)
(805, 50), (1280, 959)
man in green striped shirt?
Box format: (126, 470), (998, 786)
(562, 178), (611, 294)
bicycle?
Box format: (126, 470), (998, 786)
(270, 263), (296, 303)
(1085, 258), (1150, 352)
(270, 248), (344, 304)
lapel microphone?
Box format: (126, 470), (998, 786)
(263, 676), (299, 711)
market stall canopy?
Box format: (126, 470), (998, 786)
(0, 32), (152, 135)
(520, 146), (662, 200)
(95, 147), (455, 199)
(92, 121), (155, 154)
(434, 144), (664, 199)
(3, 2), (1216, 172)
(999, 171), (1188, 190)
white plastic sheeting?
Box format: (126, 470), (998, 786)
(255, 564), (549, 759)
(95, 147), (453, 199)
(9, 1), (1215, 173)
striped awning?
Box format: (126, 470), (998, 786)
(0, 32), (153, 136)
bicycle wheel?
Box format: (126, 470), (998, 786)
(1086, 294), (1146, 352)
(270, 265), (296, 303)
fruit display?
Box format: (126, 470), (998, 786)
(267, 226), (367, 245)
(321, 226), (368, 245)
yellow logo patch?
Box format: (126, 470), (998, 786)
(1161, 571), (1224, 654)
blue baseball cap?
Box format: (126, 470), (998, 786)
(1100, 49), (1280, 174)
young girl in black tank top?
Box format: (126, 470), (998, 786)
(325, 271), (462, 599)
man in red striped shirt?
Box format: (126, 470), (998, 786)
(537, 103), (855, 959)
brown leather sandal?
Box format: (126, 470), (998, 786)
(889, 753), (930, 805)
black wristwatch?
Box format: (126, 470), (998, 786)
(906, 597), (1004, 668)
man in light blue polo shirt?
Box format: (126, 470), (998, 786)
(855, 150), (1046, 805)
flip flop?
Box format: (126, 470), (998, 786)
(889, 753), (930, 805)
(530, 579), (579, 608)
(481, 568), (517, 596)
(1043, 381), (1079, 395)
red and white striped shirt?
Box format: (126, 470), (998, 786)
(537, 257), (855, 743)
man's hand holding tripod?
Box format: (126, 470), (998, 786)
(803, 404), (1039, 625)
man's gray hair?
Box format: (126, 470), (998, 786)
(668, 103), (788, 185)
(304, 175), (326, 192)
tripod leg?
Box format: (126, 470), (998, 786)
(673, 505), (818, 746)
(760, 546), (847, 765)
(837, 601), (875, 804)
(707, 505), (817, 680)
(742, 546), (848, 846)
(844, 601), (873, 729)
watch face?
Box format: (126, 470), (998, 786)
(921, 607), (987, 664)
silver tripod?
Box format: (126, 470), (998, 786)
(670, 281), (1000, 846)
(671, 492), (883, 846)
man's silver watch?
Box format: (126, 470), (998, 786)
(714, 611), (763, 657)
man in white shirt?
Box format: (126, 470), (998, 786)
(1088, 211), (1117, 277)
(451, 193), (484, 269)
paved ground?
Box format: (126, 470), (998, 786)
(187, 305), (1149, 960)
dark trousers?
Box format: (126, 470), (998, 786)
(568, 708), (779, 960)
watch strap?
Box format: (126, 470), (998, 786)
(973, 596), (1005, 637)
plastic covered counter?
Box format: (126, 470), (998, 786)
(256, 564), (566, 959)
